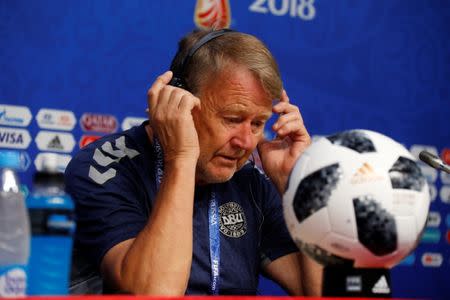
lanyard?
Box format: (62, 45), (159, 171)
(153, 136), (220, 295)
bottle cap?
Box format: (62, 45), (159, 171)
(40, 153), (59, 173)
(33, 153), (65, 186)
(0, 150), (21, 169)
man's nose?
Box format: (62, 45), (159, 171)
(230, 123), (258, 151)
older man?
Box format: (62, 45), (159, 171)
(66, 29), (322, 295)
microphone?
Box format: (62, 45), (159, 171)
(419, 150), (450, 174)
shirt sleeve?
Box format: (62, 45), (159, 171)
(65, 139), (149, 270)
(252, 168), (299, 265)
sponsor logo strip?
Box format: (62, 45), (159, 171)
(34, 153), (72, 173)
(79, 135), (101, 148)
(36, 108), (76, 131)
(410, 144), (438, 160)
(442, 148), (450, 165)
(420, 228), (441, 244)
(121, 117), (146, 131)
(0, 104), (32, 127)
(35, 131), (75, 153)
(441, 171), (450, 185)
(440, 186), (450, 204)
(0, 150), (31, 172)
(426, 211), (441, 227)
(0, 127), (31, 149)
(421, 252), (443, 267)
(80, 113), (117, 133)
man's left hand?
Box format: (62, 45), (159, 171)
(257, 90), (311, 194)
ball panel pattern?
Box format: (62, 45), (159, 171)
(293, 163), (342, 223)
(389, 156), (426, 191)
(327, 130), (376, 153)
(353, 196), (397, 256)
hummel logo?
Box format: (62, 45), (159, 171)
(351, 162), (383, 184)
(88, 136), (140, 185)
(48, 135), (64, 150)
(371, 275), (390, 294)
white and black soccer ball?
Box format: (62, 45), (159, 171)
(283, 129), (430, 268)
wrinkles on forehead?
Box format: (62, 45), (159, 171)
(198, 64), (272, 115)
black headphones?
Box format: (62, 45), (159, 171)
(169, 28), (235, 90)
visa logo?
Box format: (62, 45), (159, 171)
(0, 127), (31, 149)
(0, 131), (24, 144)
(420, 228), (441, 244)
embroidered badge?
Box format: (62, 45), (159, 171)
(219, 202), (247, 238)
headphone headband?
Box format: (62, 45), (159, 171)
(170, 28), (235, 89)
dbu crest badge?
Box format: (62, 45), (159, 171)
(219, 202), (247, 238)
(194, 0), (231, 29)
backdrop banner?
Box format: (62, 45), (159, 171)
(1, 1), (449, 298)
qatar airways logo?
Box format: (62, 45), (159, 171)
(80, 113), (117, 133)
(194, 0), (231, 29)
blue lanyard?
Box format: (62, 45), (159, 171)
(208, 189), (220, 295)
(153, 136), (220, 295)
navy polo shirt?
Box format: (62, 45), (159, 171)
(65, 122), (298, 295)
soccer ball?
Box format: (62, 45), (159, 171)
(283, 129), (430, 268)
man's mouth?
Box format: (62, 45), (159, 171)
(217, 154), (243, 162)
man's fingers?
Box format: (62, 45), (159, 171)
(151, 71), (173, 91)
(179, 95), (201, 112)
(273, 101), (299, 114)
(273, 112), (299, 130)
(280, 89), (290, 103)
(274, 121), (301, 137)
(147, 71), (173, 110)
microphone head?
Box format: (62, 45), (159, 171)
(419, 150), (441, 169)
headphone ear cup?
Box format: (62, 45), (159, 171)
(169, 76), (186, 89)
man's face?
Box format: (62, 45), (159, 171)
(193, 64), (273, 184)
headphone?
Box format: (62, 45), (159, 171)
(169, 28), (235, 90)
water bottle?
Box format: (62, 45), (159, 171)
(0, 150), (30, 297)
(27, 153), (75, 295)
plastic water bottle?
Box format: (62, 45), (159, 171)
(0, 150), (30, 297)
(27, 153), (75, 295)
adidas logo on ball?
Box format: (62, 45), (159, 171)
(350, 162), (384, 184)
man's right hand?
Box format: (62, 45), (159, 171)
(147, 71), (201, 163)
(102, 71), (200, 295)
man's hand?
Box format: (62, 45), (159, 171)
(257, 90), (311, 194)
(147, 71), (201, 163)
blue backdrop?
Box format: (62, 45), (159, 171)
(1, 1), (449, 298)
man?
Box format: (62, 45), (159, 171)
(66, 29), (322, 295)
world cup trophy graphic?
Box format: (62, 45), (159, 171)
(194, 0), (231, 29)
